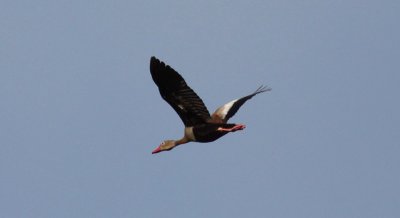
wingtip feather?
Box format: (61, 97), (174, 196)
(254, 85), (272, 94)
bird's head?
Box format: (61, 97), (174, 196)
(152, 140), (176, 154)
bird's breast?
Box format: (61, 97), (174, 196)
(184, 127), (196, 141)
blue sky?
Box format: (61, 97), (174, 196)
(1, 1), (399, 217)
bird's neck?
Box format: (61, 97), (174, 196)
(173, 127), (195, 148)
(175, 137), (189, 146)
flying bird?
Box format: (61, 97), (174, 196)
(150, 56), (271, 154)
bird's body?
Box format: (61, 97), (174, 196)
(150, 56), (270, 154)
(192, 123), (238, 142)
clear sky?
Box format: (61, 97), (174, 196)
(1, 0), (399, 217)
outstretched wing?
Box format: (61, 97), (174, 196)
(211, 85), (271, 123)
(150, 56), (211, 126)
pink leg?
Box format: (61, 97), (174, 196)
(218, 124), (246, 132)
(231, 124), (246, 131)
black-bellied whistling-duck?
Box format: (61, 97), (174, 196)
(150, 56), (271, 154)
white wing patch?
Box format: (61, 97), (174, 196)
(218, 99), (238, 119)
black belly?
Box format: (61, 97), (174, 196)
(192, 123), (236, 143)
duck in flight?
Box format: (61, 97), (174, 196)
(150, 56), (271, 154)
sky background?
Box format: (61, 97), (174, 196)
(1, 0), (399, 217)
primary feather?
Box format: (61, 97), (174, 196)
(150, 57), (211, 126)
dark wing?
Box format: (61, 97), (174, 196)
(211, 85), (271, 123)
(150, 56), (211, 126)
